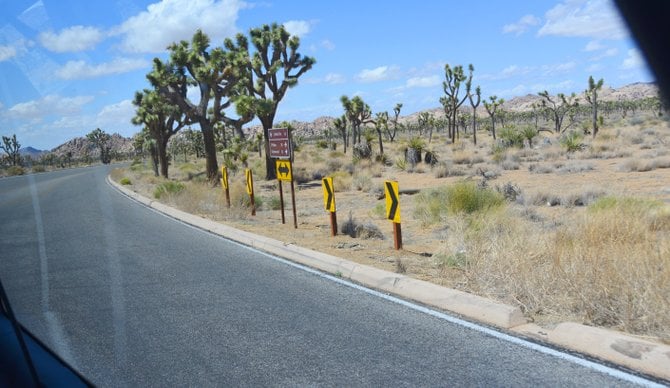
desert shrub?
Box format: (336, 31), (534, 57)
(340, 212), (384, 239)
(120, 177), (132, 185)
(498, 125), (525, 148)
(316, 139), (329, 149)
(6, 166), (25, 176)
(394, 158), (408, 171)
(496, 182), (522, 202)
(31, 165), (46, 173)
(265, 196), (282, 210)
(331, 170), (351, 192)
(351, 173), (373, 192)
(153, 181), (185, 199)
(556, 161), (594, 174)
(560, 131), (584, 152)
(414, 181), (504, 225)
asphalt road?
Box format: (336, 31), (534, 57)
(0, 165), (654, 386)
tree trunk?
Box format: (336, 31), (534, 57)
(472, 111), (477, 145)
(376, 129), (384, 155)
(199, 119), (219, 181)
(592, 93), (598, 139)
(158, 138), (169, 178)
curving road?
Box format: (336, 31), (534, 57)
(0, 165), (655, 386)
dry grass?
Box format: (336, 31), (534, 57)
(436, 199), (670, 340)
(112, 112), (670, 343)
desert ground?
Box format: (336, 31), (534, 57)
(113, 111), (670, 343)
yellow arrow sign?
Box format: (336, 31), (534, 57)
(275, 160), (292, 182)
(245, 169), (254, 195)
(322, 177), (335, 212)
(220, 166), (229, 190)
(384, 180), (401, 223)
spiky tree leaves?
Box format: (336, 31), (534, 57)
(1, 134), (21, 166)
(387, 103), (402, 142)
(148, 29), (249, 181)
(538, 90), (579, 133)
(584, 76), (604, 138)
(441, 63), (473, 144)
(131, 88), (187, 178)
(374, 111), (388, 155)
(340, 95), (373, 148)
(483, 96), (504, 140)
(248, 23), (315, 179)
(86, 128), (112, 164)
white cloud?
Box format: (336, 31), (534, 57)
(55, 58), (149, 80)
(7, 95), (94, 119)
(283, 20), (311, 37)
(583, 40), (604, 52)
(538, 0), (628, 39)
(113, 0), (242, 53)
(586, 63), (603, 72)
(355, 66), (399, 83)
(541, 61), (577, 75)
(503, 14), (541, 36)
(0, 45), (17, 61)
(96, 99), (135, 129)
(39, 26), (104, 52)
(304, 72), (345, 85)
(621, 48), (644, 69)
(320, 39), (335, 50)
(406, 75), (440, 88)
(590, 47), (618, 61)
(480, 65), (533, 80)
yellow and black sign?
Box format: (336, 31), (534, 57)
(275, 160), (292, 182)
(322, 177), (336, 212)
(384, 180), (401, 223)
(245, 169), (254, 195)
(220, 166), (229, 190)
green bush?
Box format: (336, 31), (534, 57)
(414, 181), (504, 224)
(498, 125), (525, 148)
(31, 165), (46, 173)
(560, 131), (584, 152)
(153, 181), (185, 199)
(6, 166), (25, 176)
(120, 177), (132, 185)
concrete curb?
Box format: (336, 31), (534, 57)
(108, 176), (670, 382)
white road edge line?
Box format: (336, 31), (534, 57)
(109, 178), (663, 388)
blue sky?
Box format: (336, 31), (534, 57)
(0, 0), (654, 150)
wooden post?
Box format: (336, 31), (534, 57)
(290, 179), (297, 229)
(393, 222), (402, 250)
(278, 180), (285, 224)
(330, 211), (338, 236)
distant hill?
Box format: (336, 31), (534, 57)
(19, 146), (46, 158)
(49, 133), (133, 160)
(245, 82), (660, 139)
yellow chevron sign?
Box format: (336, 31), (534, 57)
(384, 180), (401, 223)
(322, 177), (335, 212)
(275, 160), (292, 182)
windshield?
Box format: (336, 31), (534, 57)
(1, 0), (668, 386)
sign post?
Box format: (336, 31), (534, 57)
(275, 160), (293, 224)
(322, 177), (337, 236)
(271, 128), (297, 229)
(268, 128), (291, 159)
(384, 180), (402, 250)
(220, 166), (230, 208)
(245, 168), (256, 216)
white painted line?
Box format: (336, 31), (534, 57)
(107, 178), (665, 387)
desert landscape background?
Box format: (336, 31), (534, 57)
(101, 82), (670, 344)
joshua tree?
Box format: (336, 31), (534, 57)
(483, 95), (504, 140)
(374, 111), (388, 155)
(247, 23), (315, 179)
(132, 88), (187, 178)
(1, 134), (21, 166)
(387, 103), (402, 142)
(148, 30), (248, 181)
(333, 115), (348, 154)
(538, 90), (579, 133)
(86, 128), (112, 164)
(440, 63), (473, 143)
(584, 76), (604, 138)
(468, 85), (481, 145)
(340, 95), (373, 146)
